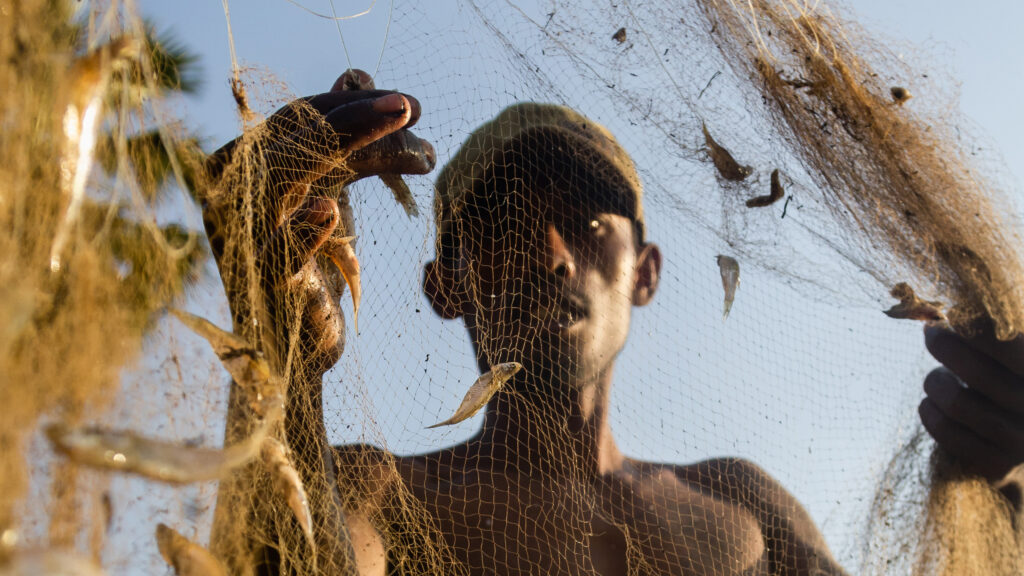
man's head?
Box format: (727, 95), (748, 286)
(423, 103), (661, 388)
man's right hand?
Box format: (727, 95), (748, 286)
(203, 69), (433, 374)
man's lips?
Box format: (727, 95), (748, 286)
(535, 293), (589, 332)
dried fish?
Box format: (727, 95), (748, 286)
(883, 282), (946, 323)
(170, 309), (280, 416)
(612, 27), (627, 43)
(716, 255), (740, 320)
(45, 420), (268, 485)
(890, 86), (912, 105)
(0, 549), (108, 576)
(428, 362), (523, 429)
(380, 173), (420, 218)
(746, 169), (785, 208)
(324, 235), (361, 333)
(261, 438), (315, 551)
(170, 309), (269, 385)
(50, 37), (142, 272)
(155, 523), (226, 576)
(702, 123), (752, 181)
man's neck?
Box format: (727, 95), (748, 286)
(475, 365), (625, 479)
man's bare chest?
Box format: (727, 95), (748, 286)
(398, 466), (768, 576)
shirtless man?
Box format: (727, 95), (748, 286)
(202, 71), (1024, 575)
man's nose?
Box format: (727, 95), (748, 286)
(544, 223), (576, 279)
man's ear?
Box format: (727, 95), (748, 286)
(632, 243), (661, 307)
(423, 258), (465, 319)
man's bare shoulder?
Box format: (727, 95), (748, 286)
(629, 456), (846, 575)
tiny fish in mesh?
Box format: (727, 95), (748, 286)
(155, 523), (226, 576)
(702, 123), (752, 181)
(883, 282), (947, 323)
(261, 438), (315, 551)
(747, 168), (785, 208)
(890, 86), (912, 105)
(50, 36), (142, 272)
(427, 362), (523, 429)
(380, 173), (420, 218)
(170, 309), (280, 416)
(716, 255), (740, 320)
(45, 421), (267, 485)
(324, 235), (361, 333)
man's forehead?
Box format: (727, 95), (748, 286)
(435, 103), (646, 250)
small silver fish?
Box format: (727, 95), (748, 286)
(427, 362), (523, 429)
(170, 309), (270, 385)
(746, 169), (785, 208)
(155, 524), (226, 576)
(45, 422), (267, 485)
(890, 86), (912, 105)
(716, 255), (740, 320)
(702, 123), (752, 182)
(324, 235), (361, 333)
(170, 309), (280, 416)
(261, 438), (315, 551)
(883, 282), (946, 324)
(50, 37), (143, 272)
(379, 173), (420, 218)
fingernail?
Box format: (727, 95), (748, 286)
(373, 93), (407, 115)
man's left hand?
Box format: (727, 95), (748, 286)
(921, 320), (1024, 484)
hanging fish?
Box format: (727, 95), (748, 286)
(379, 173), (420, 218)
(716, 255), (740, 320)
(45, 420), (269, 485)
(883, 282), (946, 323)
(50, 37), (142, 272)
(324, 235), (361, 333)
(702, 123), (752, 182)
(155, 524), (226, 576)
(427, 362), (523, 429)
(169, 309), (281, 417)
(746, 169), (785, 207)
(261, 438), (315, 551)
(170, 309), (270, 387)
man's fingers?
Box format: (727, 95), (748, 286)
(302, 90), (422, 131)
(924, 325), (1024, 414)
(325, 94), (414, 155)
(331, 69), (375, 92)
(263, 93), (416, 204)
(954, 317), (1024, 377)
(260, 195), (339, 279)
(924, 368), (1024, 453)
(919, 397), (1017, 482)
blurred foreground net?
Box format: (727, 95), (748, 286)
(1, 0), (1022, 574)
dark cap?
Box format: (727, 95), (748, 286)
(434, 103), (645, 249)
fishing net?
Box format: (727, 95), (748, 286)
(2, 0), (1022, 574)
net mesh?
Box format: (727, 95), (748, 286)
(2, 0), (1022, 575)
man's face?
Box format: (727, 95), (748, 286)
(456, 172), (643, 388)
